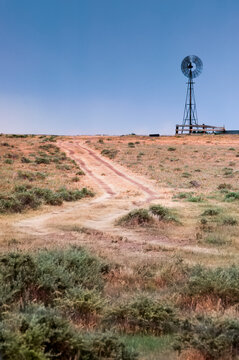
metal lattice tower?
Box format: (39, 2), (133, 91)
(181, 55), (203, 133)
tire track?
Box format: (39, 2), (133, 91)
(65, 146), (115, 196)
(78, 143), (158, 201)
(60, 141), (159, 203)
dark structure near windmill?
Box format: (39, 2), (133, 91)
(176, 55), (225, 135)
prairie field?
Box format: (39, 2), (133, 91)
(1, 133), (239, 360)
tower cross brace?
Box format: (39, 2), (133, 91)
(182, 69), (198, 134)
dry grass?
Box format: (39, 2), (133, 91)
(87, 134), (239, 257)
(88, 134), (239, 190)
(0, 134), (91, 194)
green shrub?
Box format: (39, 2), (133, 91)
(21, 156), (31, 163)
(128, 142), (135, 148)
(41, 135), (57, 142)
(149, 204), (178, 222)
(182, 265), (239, 307)
(175, 316), (239, 360)
(224, 168), (233, 176)
(117, 209), (153, 227)
(35, 156), (50, 164)
(0, 247), (108, 309)
(39, 144), (60, 153)
(0, 186), (93, 213)
(187, 195), (203, 202)
(174, 192), (194, 199)
(15, 191), (42, 209)
(17, 170), (36, 181)
(204, 234), (228, 246)
(218, 183), (232, 190)
(57, 187), (94, 202)
(101, 149), (119, 159)
(0, 197), (22, 213)
(4, 152), (18, 159)
(182, 172), (191, 178)
(222, 216), (238, 226)
(4, 159), (13, 164)
(200, 217), (208, 225)
(225, 191), (239, 201)
(104, 297), (178, 335)
(56, 164), (72, 170)
(76, 169), (85, 175)
(7, 134), (28, 138)
(36, 172), (47, 180)
(36, 247), (108, 296)
(55, 287), (104, 321)
(167, 147), (176, 151)
(201, 208), (220, 216)
(0, 252), (37, 310)
(0, 306), (136, 360)
(0, 188), (41, 213)
(14, 184), (32, 192)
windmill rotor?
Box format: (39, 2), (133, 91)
(181, 55), (203, 79)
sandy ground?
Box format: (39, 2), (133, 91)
(6, 139), (222, 259)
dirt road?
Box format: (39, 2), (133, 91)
(15, 140), (221, 257)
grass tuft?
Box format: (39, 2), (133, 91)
(101, 148), (119, 159)
(149, 204), (178, 222)
(117, 209), (153, 227)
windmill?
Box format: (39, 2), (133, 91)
(175, 55), (225, 135)
(181, 55), (203, 133)
(180, 55), (203, 134)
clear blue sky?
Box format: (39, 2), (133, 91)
(0, 0), (238, 135)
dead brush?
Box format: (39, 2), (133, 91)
(154, 258), (189, 288)
(105, 266), (144, 295)
(176, 293), (224, 312)
(105, 265), (156, 294)
(178, 349), (205, 360)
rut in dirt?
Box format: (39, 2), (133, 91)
(59, 140), (160, 203)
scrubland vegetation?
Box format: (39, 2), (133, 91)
(0, 247), (135, 359)
(2, 134), (239, 359)
(78, 134), (239, 359)
(0, 134), (93, 214)
(2, 246), (239, 359)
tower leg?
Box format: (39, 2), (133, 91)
(182, 73), (198, 134)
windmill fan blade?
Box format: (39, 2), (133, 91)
(181, 55), (203, 79)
